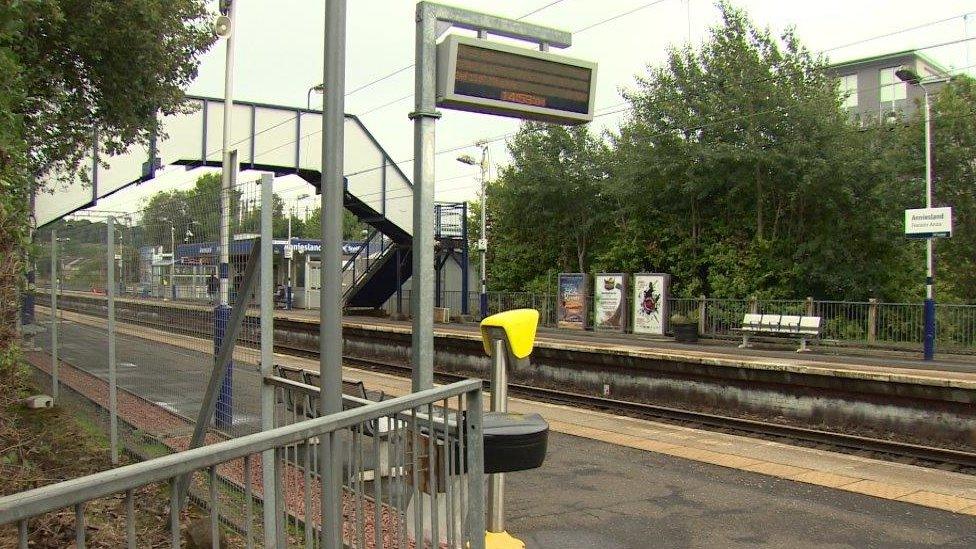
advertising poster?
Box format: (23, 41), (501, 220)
(557, 273), (587, 330)
(632, 273), (669, 335)
(594, 273), (627, 332)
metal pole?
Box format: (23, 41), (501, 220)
(217, 0), (237, 426)
(50, 229), (58, 402)
(479, 143), (488, 319)
(219, 0), (236, 308)
(411, 2), (439, 391)
(320, 1), (346, 547)
(107, 218), (118, 465)
(170, 225), (175, 300)
(487, 338), (507, 532)
(22, 185), (36, 331)
(258, 173), (278, 547)
(286, 210), (293, 309)
(923, 88), (936, 361)
(460, 202), (469, 315)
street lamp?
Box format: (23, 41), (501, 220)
(306, 83), (326, 111)
(895, 66), (937, 360)
(458, 141), (490, 318)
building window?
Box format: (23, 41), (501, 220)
(839, 74), (858, 109)
(879, 67), (907, 116)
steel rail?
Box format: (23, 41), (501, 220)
(338, 356), (976, 471)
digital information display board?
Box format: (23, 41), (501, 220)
(436, 35), (597, 125)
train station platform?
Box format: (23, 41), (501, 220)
(292, 309), (976, 384)
(43, 290), (976, 383)
(36, 292), (976, 454)
(28, 307), (976, 547)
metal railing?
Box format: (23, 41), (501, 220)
(0, 379), (486, 549)
(385, 290), (976, 351)
(342, 229), (390, 300)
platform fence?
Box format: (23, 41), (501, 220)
(25, 176), (270, 543)
(391, 290), (976, 352)
(0, 379), (486, 549)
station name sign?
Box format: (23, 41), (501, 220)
(436, 35), (596, 125)
(905, 207), (953, 238)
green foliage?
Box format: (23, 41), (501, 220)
(487, 124), (609, 291)
(894, 76), (976, 302)
(296, 206), (367, 241)
(0, 0), (213, 348)
(15, 0), (214, 181)
(484, 1), (971, 305)
(139, 173), (238, 246)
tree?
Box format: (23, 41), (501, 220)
(608, 1), (912, 299)
(298, 207), (366, 241)
(16, 0), (214, 181)
(487, 124), (609, 291)
(0, 4), (31, 345)
(895, 76), (976, 302)
(0, 1), (213, 349)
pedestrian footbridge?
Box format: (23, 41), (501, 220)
(35, 96), (416, 307)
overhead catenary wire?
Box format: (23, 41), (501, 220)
(323, 53), (976, 186)
(260, 100), (976, 217)
(157, 44), (976, 218)
(108, 11), (976, 217)
(355, 0), (678, 117)
(313, 62), (976, 206)
(344, 0), (570, 100)
(82, 104), (976, 234)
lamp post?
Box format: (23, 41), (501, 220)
(458, 141), (489, 318)
(306, 84), (325, 111)
(895, 66), (936, 360)
(170, 224), (176, 300)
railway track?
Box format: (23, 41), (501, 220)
(41, 294), (976, 474)
(330, 353), (976, 475)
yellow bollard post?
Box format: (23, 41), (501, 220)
(479, 309), (540, 549)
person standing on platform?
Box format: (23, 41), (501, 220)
(207, 272), (218, 304)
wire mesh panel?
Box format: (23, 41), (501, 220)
(268, 373), (484, 548)
(0, 380), (486, 549)
(27, 174), (276, 474)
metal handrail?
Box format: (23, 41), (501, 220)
(265, 375), (463, 428)
(0, 379), (482, 525)
(342, 231), (397, 300)
(341, 229), (389, 296)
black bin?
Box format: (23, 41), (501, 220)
(482, 412), (549, 474)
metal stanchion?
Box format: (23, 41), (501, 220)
(50, 229), (59, 402)
(107, 217), (118, 464)
(479, 309), (547, 549)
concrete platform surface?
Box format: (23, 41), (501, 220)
(38, 307), (976, 521)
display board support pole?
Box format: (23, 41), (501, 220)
(320, 1), (347, 547)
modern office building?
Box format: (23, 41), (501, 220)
(828, 50), (951, 123)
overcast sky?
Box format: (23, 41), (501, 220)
(96, 0), (975, 216)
